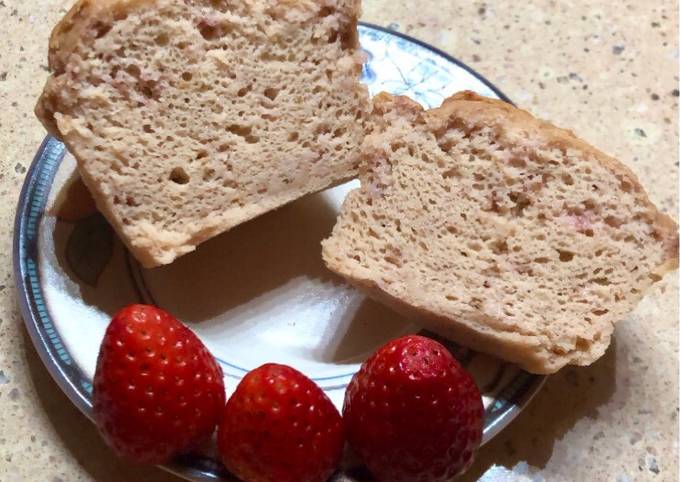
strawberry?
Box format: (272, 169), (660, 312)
(218, 363), (344, 482)
(92, 304), (225, 464)
(343, 335), (483, 482)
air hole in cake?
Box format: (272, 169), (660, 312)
(316, 124), (331, 136)
(575, 338), (590, 351)
(592, 277), (610, 286)
(138, 79), (158, 99)
(226, 124), (252, 138)
(155, 33), (169, 46)
(264, 87), (279, 100)
(442, 167), (459, 179)
(125, 64), (141, 78)
(558, 250), (575, 262)
(170, 167), (190, 185)
(319, 6), (335, 17)
(491, 240), (508, 254)
(508, 191), (531, 216)
(198, 20), (229, 40)
(237, 85), (252, 97)
(604, 216), (623, 228)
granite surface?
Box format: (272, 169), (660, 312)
(0, 1), (678, 481)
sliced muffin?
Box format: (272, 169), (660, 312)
(37, 0), (369, 267)
(322, 91), (678, 374)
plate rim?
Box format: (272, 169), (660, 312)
(14, 135), (95, 419)
(14, 22), (545, 482)
(358, 22), (512, 105)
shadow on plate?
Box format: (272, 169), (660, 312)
(459, 337), (618, 480)
(314, 297), (415, 364)
(136, 182), (343, 322)
(20, 324), (183, 482)
(49, 174), (415, 367)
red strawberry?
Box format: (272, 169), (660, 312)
(93, 304), (225, 464)
(218, 363), (344, 482)
(343, 335), (483, 482)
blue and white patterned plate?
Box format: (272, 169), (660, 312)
(14, 24), (544, 481)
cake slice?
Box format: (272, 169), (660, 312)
(322, 91), (678, 374)
(36, 0), (369, 267)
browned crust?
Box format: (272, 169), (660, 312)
(324, 238), (614, 374)
(47, 0), (152, 75)
(444, 91), (678, 270)
(35, 0), (154, 137)
(331, 265), (558, 373)
(371, 91), (424, 118)
(375, 90), (679, 273)
(36, 0), (364, 138)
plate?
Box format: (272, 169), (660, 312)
(14, 23), (545, 481)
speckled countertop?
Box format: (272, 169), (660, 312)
(0, 1), (678, 481)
